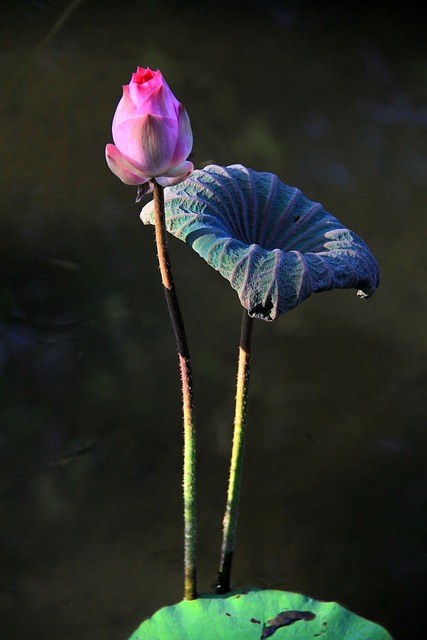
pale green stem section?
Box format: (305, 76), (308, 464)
(216, 310), (254, 594)
(152, 180), (197, 600)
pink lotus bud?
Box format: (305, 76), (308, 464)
(105, 67), (193, 188)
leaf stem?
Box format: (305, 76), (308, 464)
(152, 179), (197, 600)
(216, 310), (254, 594)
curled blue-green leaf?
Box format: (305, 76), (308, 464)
(141, 164), (380, 321)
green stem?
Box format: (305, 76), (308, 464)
(152, 179), (197, 600)
(216, 310), (254, 594)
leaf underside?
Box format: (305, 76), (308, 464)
(140, 164), (380, 321)
(128, 588), (392, 640)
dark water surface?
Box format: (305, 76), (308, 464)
(1, 1), (426, 638)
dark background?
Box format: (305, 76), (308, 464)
(1, 1), (426, 638)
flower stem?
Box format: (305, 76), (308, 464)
(151, 179), (197, 601)
(216, 310), (254, 594)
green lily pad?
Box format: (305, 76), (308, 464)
(129, 588), (392, 639)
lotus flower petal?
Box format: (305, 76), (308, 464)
(106, 67), (193, 186)
(105, 144), (150, 186)
(140, 164), (380, 321)
(113, 114), (178, 175)
(155, 160), (194, 186)
(170, 105), (193, 166)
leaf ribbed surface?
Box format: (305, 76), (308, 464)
(141, 164), (380, 321)
(129, 588), (392, 639)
